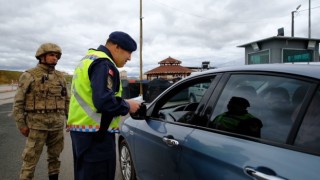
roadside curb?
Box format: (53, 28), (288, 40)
(0, 84), (17, 93)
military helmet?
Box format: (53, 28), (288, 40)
(35, 43), (62, 60)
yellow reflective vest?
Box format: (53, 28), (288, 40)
(67, 49), (122, 133)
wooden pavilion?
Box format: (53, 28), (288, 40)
(145, 56), (194, 81)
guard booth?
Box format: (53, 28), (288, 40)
(121, 79), (149, 99)
(238, 36), (320, 64)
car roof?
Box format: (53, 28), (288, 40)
(189, 64), (320, 79)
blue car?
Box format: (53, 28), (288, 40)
(119, 64), (320, 180)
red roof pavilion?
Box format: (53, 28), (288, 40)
(145, 56), (194, 80)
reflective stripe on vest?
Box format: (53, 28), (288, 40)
(73, 82), (101, 123)
(67, 49), (122, 132)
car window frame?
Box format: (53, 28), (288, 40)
(146, 73), (223, 125)
(288, 84), (320, 155)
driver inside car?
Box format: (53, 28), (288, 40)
(208, 96), (263, 138)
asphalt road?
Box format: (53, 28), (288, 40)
(0, 89), (123, 180)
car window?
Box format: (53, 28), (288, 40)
(188, 82), (211, 103)
(294, 87), (320, 153)
(208, 74), (312, 143)
(153, 77), (214, 124)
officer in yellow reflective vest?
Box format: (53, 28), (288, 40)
(67, 31), (141, 180)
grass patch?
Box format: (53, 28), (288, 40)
(0, 70), (72, 84)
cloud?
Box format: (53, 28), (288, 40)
(0, 0), (319, 76)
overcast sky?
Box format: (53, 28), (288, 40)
(0, 0), (319, 77)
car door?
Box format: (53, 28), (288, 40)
(132, 75), (218, 180)
(178, 72), (320, 180)
(133, 119), (193, 180)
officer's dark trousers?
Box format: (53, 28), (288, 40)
(70, 131), (116, 180)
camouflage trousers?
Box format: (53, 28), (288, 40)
(20, 129), (64, 180)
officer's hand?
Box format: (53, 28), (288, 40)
(19, 127), (29, 137)
(126, 99), (141, 113)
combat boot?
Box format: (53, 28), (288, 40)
(49, 174), (58, 180)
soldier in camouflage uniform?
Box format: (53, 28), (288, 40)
(13, 43), (70, 180)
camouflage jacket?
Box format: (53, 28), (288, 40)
(13, 64), (70, 130)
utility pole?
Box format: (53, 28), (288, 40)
(308, 0), (311, 38)
(139, 0), (143, 96)
(291, 5), (301, 37)
(291, 11), (295, 37)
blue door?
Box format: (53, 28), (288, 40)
(133, 119), (193, 179)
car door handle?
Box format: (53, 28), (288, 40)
(162, 136), (179, 146)
(245, 167), (286, 180)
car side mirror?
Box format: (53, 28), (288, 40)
(130, 103), (147, 120)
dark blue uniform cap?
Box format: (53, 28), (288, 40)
(108, 31), (137, 52)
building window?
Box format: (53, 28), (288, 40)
(283, 49), (314, 63)
(248, 50), (270, 64)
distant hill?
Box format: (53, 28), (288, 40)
(0, 70), (72, 84)
(0, 70), (22, 84)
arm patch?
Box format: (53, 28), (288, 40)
(107, 76), (113, 90)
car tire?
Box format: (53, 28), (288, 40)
(119, 139), (136, 180)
